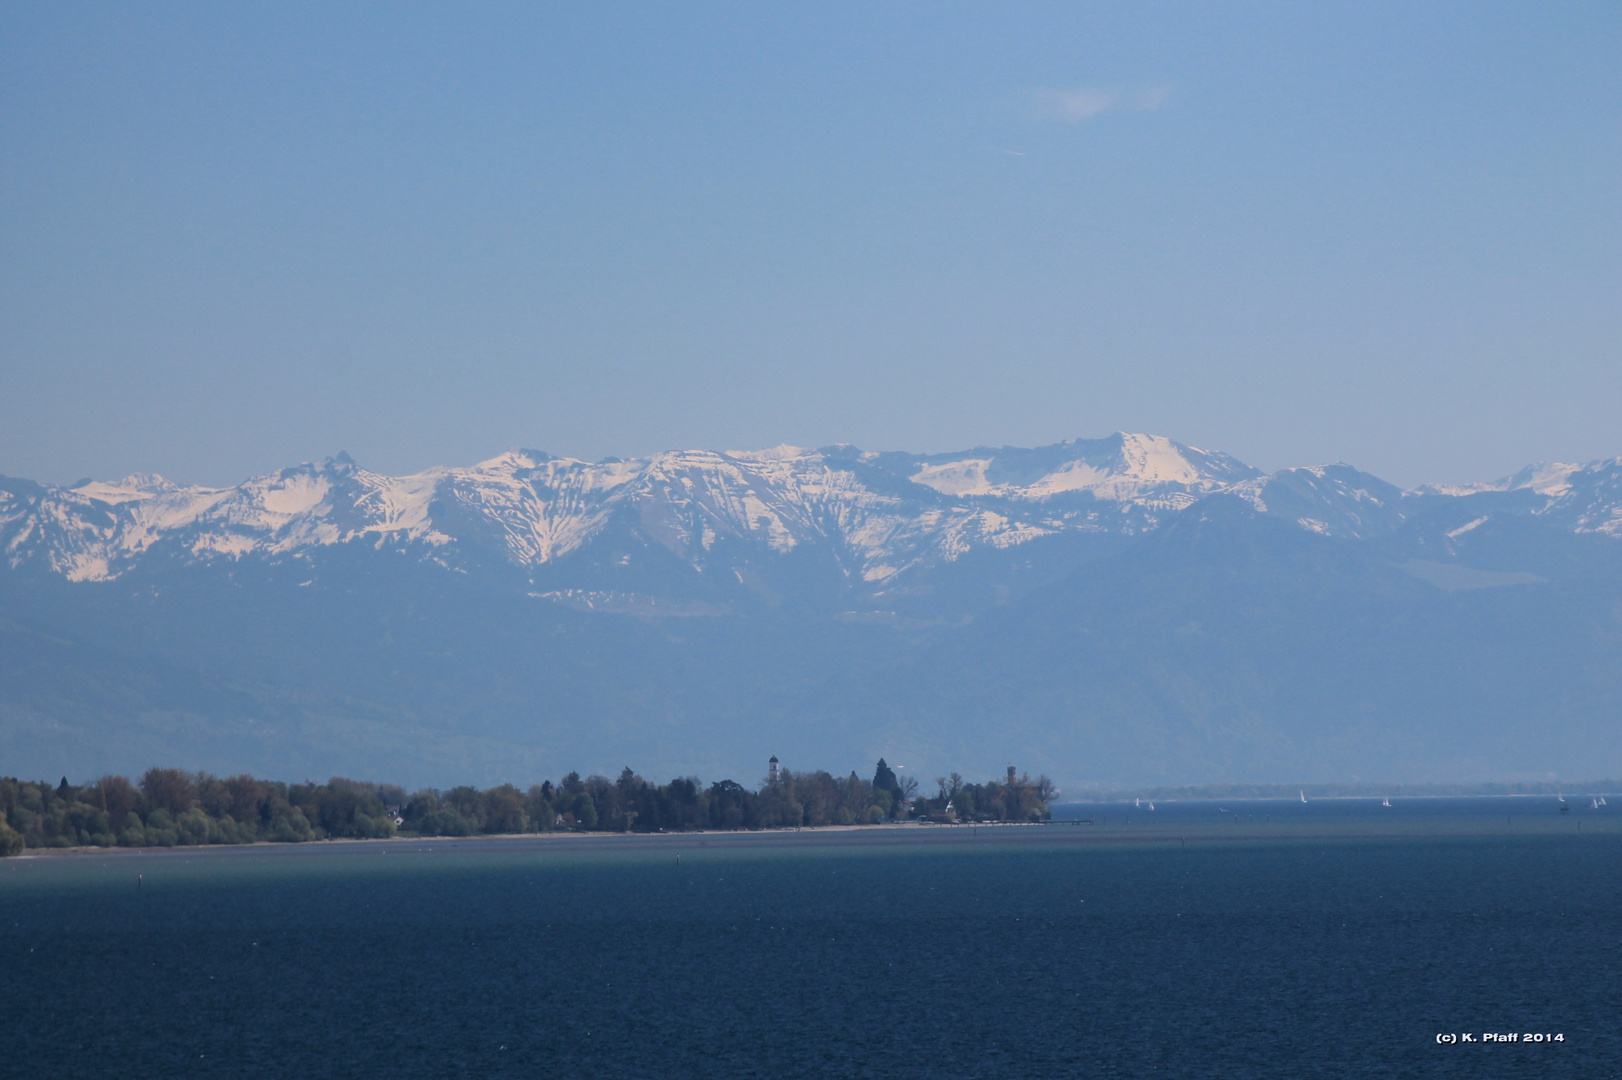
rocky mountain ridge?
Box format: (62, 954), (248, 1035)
(5, 433), (1620, 601)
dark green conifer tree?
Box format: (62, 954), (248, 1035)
(872, 759), (898, 796)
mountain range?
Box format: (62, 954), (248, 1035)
(4, 433), (1621, 789)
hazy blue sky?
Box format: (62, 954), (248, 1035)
(2, 2), (1618, 488)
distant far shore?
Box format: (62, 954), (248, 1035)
(1073, 781), (1622, 801)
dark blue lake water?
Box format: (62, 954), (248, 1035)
(3, 796), (1618, 1078)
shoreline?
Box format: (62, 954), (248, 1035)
(7, 819), (960, 858)
(10, 816), (1099, 860)
(9, 804), (1614, 860)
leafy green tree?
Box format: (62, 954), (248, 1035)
(526, 785), (556, 831)
(176, 807), (212, 845)
(141, 768), (195, 815)
(480, 785), (526, 834)
(270, 808), (314, 843)
(222, 774), (267, 827)
(417, 808), (475, 836)
(953, 783), (979, 820)
(351, 812), (395, 839)
(403, 790), (440, 825)
(707, 780), (752, 828)
(756, 775), (803, 828)
(0, 814), (22, 857)
(869, 788), (893, 820)
(63, 801), (109, 842)
(445, 786), (483, 826)
(142, 809), (179, 846)
(207, 814), (256, 845)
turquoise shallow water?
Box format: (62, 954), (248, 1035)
(3, 797), (1619, 1079)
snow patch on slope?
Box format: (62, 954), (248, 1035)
(910, 459), (993, 496)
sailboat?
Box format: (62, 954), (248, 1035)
(1592, 799), (1602, 810)
(1135, 797), (1141, 808)
(1381, 797), (1392, 808)
(1299, 790), (1307, 803)
(1148, 801), (1155, 811)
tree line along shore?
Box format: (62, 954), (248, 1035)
(0, 760), (1054, 855)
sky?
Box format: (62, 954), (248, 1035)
(2, 2), (1618, 489)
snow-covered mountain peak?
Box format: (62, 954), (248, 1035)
(71, 473), (198, 504)
(725, 444), (810, 463)
(904, 432), (1259, 503)
(1502, 461), (1581, 497)
(1502, 458), (1622, 538)
(1112, 432), (1209, 485)
(1416, 460), (1584, 499)
(472, 448), (557, 473)
(1230, 463), (1406, 539)
(244, 469), (335, 517)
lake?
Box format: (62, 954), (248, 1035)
(2, 796), (1617, 1078)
